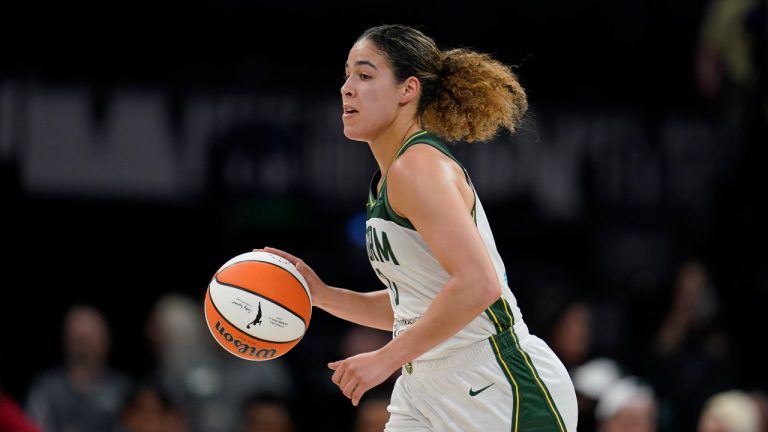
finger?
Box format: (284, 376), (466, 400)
(338, 368), (353, 391)
(342, 380), (357, 399)
(328, 361), (339, 370)
(331, 364), (345, 386)
(351, 385), (365, 406)
(264, 247), (302, 265)
(293, 261), (313, 278)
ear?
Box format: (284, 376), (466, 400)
(399, 76), (421, 105)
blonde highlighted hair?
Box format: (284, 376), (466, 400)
(358, 24), (527, 143)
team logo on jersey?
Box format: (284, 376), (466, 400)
(366, 226), (400, 265)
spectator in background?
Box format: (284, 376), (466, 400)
(696, 0), (768, 403)
(1, 354), (40, 432)
(572, 357), (624, 432)
(0, 392), (39, 432)
(25, 304), (131, 432)
(1, 368), (39, 432)
(145, 293), (293, 432)
(353, 387), (392, 432)
(119, 382), (184, 432)
(695, 0), (766, 181)
(698, 390), (760, 432)
(595, 376), (658, 432)
(547, 298), (593, 371)
(695, 0), (765, 116)
(240, 393), (295, 432)
(650, 260), (736, 431)
(654, 260), (722, 357)
(750, 390), (768, 432)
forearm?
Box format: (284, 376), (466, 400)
(379, 277), (498, 366)
(316, 287), (394, 331)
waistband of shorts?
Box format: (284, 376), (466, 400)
(403, 327), (524, 376)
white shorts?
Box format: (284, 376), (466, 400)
(385, 329), (578, 431)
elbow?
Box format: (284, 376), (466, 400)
(462, 275), (502, 310)
(482, 278), (503, 307)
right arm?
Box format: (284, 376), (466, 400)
(263, 247), (394, 331)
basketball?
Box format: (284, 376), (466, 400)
(204, 251), (312, 361)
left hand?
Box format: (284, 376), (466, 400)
(328, 349), (399, 406)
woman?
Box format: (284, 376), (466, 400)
(265, 24), (577, 431)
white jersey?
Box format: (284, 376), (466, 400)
(365, 130), (528, 361)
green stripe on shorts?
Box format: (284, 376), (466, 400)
(485, 297), (514, 333)
(489, 330), (566, 431)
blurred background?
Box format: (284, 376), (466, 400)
(1, 0), (766, 431)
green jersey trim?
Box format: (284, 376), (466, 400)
(366, 130), (477, 229)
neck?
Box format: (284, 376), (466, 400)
(369, 119), (422, 176)
(68, 362), (104, 389)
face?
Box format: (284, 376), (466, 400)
(551, 302), (591, 367)
(698, 413), (728, 432)
(341, 39), (404, 142)
(122, 388), (169, 432)
(354, 399), (390, 432)
(243, 403), (294, 432)
(601, 400), (657, 432)
(65, 306), (109, 366)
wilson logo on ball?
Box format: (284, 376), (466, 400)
(214, 321), (277, 359)
(204, 251), (312, 361)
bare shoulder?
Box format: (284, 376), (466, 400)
(387, 143), (472, 217)
(387, 143), (463, 188)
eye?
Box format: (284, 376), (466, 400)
(359, 73), (371, 81)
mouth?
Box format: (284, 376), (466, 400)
(342, 105), (358, 118)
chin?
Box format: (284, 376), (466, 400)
(343, 127), (368, 143)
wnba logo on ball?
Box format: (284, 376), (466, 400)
(204, 251), (311, 361)
(214, 321), (277, 359)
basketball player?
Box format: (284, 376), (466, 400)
(265, 24), (577, 431)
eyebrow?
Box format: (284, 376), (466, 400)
(344, 60), (379, 70)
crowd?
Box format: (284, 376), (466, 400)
(0, 295), (394, 432)
(2, 257), (767, 432)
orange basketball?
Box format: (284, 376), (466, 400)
(204, 251), (312, 361)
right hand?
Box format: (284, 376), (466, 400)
(255, 247), (330, 307)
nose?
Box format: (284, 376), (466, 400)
(340, 78), (353, 97)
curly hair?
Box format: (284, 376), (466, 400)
(357, 25), (528, 143)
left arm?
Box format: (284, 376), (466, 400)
(329, 145), (502, 405)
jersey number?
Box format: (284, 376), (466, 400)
(376, 268), (400, 306)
